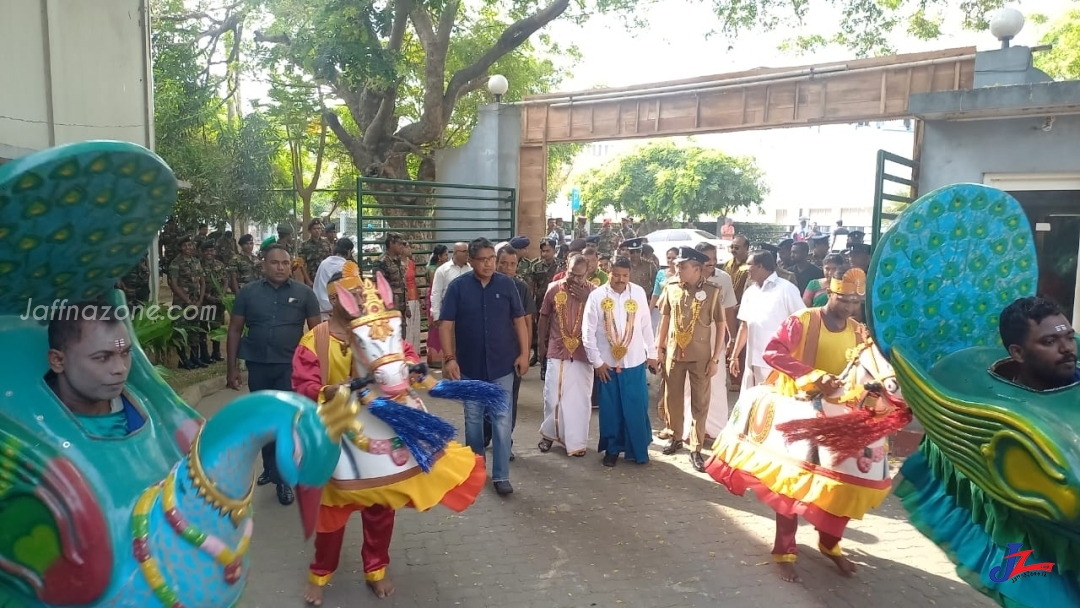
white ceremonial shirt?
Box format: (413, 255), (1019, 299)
(737, 272), (805, 368)
(313, 255), (348, 318)
(583, 282), (657, 370)
(429, 259), (472, 321)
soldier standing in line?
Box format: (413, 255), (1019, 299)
(200, 240), (228, 363)
(374, 231), (409, 338)
(324, 222), (338, 246)
(298, 219), (330, 286)
(528, 237), (560, 374)
(194, 223), (210, 247)
(117, 254), (152, 306)
(597, 220), (619, 257)
(625, 238), (657, 292)
(573, 216), (589, 240)
(217, 230), (239, 265)
(621, 217), (637, 240)
(229, 234), (261, 293)
(168, 236), (206, 370)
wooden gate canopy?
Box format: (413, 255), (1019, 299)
(519, 47), (975, 144)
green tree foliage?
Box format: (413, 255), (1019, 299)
(1035, 9), (1080, 80)
(578, 141), (767, 222)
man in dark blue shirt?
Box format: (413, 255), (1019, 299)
(227, 244), (322, 505)
(439, 237), (530, 496)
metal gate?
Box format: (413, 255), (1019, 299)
(871, 150), (918, 244)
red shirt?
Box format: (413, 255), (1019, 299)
(405, 259), (419, 301)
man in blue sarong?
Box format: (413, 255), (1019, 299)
(582, 257), (659, 466)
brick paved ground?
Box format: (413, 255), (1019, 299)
(198, 373), (996, 608)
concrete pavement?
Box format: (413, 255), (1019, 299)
(197, 373), (995, 608)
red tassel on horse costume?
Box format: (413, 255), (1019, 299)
(775, 400), (912, 465)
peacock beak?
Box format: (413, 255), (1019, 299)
(296, 485), (323, 539)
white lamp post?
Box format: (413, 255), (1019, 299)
(989, 7), (1025, 49)
(488, 74), (509, 104)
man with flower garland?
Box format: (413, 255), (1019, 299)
(582, 257), (659, 466)
(537, 253), (596, 456)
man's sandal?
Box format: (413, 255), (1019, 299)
(538, 438), (553, 452)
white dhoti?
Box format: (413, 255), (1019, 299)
(683, 364), (729, 441)
(740, 363), (772, 392)
(406, 299), (421, 347)
(540, 358), (595, 455)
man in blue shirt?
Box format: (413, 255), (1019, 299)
(997, 296), (1079, 391)
(439, 237), (530, 496)
(46, 302), (146, 438)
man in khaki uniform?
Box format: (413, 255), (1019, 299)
(656, 247), (726, 472)
(624, 237), (657, 292)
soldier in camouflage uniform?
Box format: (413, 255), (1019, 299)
(620, 217), (637, 239)
(573, 216), (589, 240)
(200, 239), (228, 363)
(528, 237), (560, 373)
(168, 236), (206, 370)
(298, 218), (330, 284)
(194, 223), (210, 248)
(118, 254), (152, 306)
(229, 234), (261, 293)
(324, 222), (338, 247)
(597, 220), (619, 256)
(217, 230), (239, 265)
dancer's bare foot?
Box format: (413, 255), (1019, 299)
(304, 582), (324, 606)
(777, 562), (801, 583)
(824, 553), (857, 577)
(367, 577), (395, 598)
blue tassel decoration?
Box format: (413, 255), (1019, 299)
(429, 379), (509, 416)
(368, 398), (458, 473)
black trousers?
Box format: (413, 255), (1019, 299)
(484, 373), (520, 446)
(247, 361), (294, 486)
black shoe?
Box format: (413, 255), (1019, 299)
(210, 343), (223, 362)
(493, 480), (514, 496)
(690, 451), (706, 472)
(530, 354), (538, 367)
(199, 341), (214, 365)
(510, 450), (517, 462)
(257, 472), (272, 486)
(602, 453), (618, 467)
(662, 439), (683, 455)
(189, 350), (207, 368)
(277, 484), (295, 505)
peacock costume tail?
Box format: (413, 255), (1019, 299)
(868, 183), (1080, 607)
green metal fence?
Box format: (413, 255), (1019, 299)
(356, 176), (516, 268)
(871, 150), (918, 244)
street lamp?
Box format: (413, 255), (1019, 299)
(488, 74), (509, 104)
(989, 7), (1025, 49)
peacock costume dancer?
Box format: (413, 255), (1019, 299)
(292, 260), (501, 606)
(867, 183), (1080, 607)
(0, 141), (350, 608)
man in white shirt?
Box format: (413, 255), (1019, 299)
(729, 250), (805, 391)
(428, 242), (471, 323)
(682, 243), (738, 442)
(312, 237), (355, 320)
(583, 257), (659, 467)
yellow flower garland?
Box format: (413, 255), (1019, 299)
(601, 294), (637, 361)
(672, 284), (702, 350)
(553, 285), (584, 353)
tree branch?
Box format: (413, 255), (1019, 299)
(443, 0), (571, 107)
(253, 30), (290, 44)
(435, 0), (461, 49)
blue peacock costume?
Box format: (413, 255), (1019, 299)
(868, 183), (1080, 608)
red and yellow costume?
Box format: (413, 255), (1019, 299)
(706, 269), (893, 565)
(292, 262), (485, 588)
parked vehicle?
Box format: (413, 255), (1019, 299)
(642, 229), (733, 267)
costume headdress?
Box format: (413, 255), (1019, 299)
(829, 267), (866, 297)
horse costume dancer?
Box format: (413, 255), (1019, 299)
(705, 267), (910, 582)
(292, 261), (497, 605)
(0, 141), (347, 608)
(866, 183), (1080, 607)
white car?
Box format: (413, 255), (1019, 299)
(642, 229), (733, 267)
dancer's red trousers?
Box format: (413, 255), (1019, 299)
(308, 504), (396, 585)
(772, 513), (843, 562)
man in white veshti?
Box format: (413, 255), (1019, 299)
(537, 253), (597, 457)
(582, 257), (659, 466)
(682, 242), (738, 442)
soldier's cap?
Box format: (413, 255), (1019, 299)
(602, 218), (612, 225)
(620, 237), (644, 250)
(568, 238), (588, 252)
(509, 235), (530, 250)
(542, 237), (558, 249)
(199, 239), (216, 251)
(277, 223), (294, 235)
(325, 223), (337, 231)
(754, 242), (779, 254)
(777, 238), (795, 248)
(847, 243), (872, 255)
(224, 230), (233, 237)
(674, 246), (709, 265)
(809, 234), (830, 245)
(308, 218), (323, 229)
(178, 235), (193, 245)
(585, 234), (601, 244)
(238, 234), (254, 245)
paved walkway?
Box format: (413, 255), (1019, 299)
(197, 373), (995, 608)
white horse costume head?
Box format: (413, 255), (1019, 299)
(329, 262), (411, 397)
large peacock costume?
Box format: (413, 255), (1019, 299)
(868, 183), (1080, 607)
(0, 142), (350, 608)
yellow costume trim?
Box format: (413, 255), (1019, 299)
(309, 572), (333, 586)
(321, 441), (479, 511)
(713, 434), (891, 520)
(773, 554), (798, 563)
(794, 369), (827, 393)
(187, 426), (254, 525)
(365, 568), (386, 582)
(819, 542), (844, 557)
